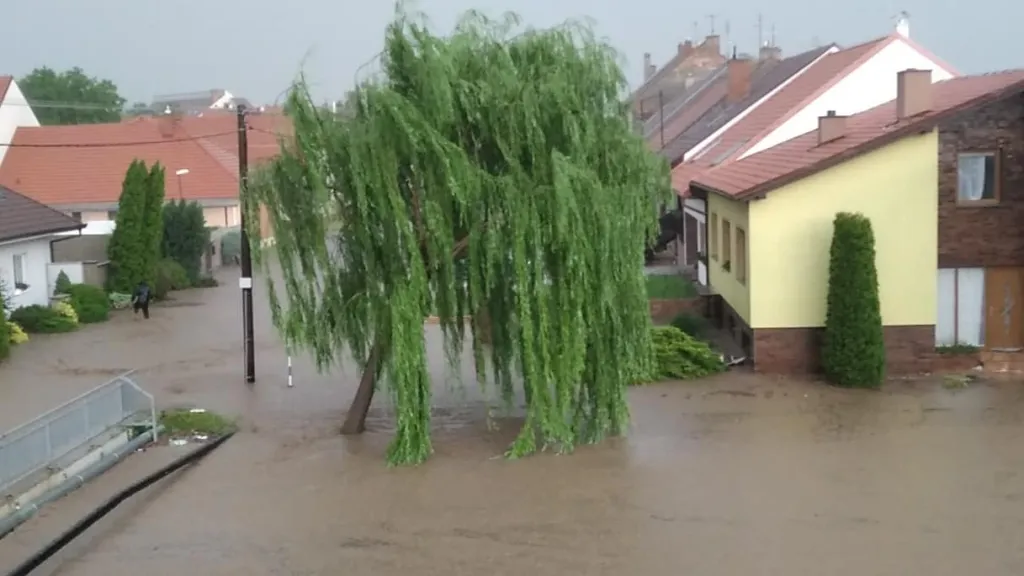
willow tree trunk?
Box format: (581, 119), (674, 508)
(340, 340), (385, 435)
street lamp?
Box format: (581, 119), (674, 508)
(175, 168), (189, 199)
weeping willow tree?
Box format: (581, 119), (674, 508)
(243, 7), (670, 465)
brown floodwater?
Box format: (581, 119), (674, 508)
(1, 271), (1023, 575)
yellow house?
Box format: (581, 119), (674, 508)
(688, 69), (1024, 373)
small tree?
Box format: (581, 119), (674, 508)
(161, 200), (210, 282)
(822, 212), (885, 388)
(54, 270), (72, 295)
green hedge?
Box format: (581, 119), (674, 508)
(634, 326), (725, 383)
(66, 284), (110, 323)
(9, 305), (77, 334)
(154, 258), (191, 299)
(0, 318), (9, 361)
(822, 212), (885, 388)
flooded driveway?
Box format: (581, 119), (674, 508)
(2, 269), (1024, 575)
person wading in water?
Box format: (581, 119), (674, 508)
(132, 280), (152, 319)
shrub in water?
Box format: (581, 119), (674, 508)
(54, 270), (73, 295)
(108, 292), (132, 310)
(646, 326), (725, 381)
(154, 258), (191, 299)
(66, 283), (110, 323)
(10, 305), (78, 333)
(7, 321), (28, 344)
(822, 212), (885, 388)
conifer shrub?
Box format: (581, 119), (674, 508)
(821, 212), (886, 388)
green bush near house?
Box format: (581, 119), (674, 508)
(154, 258), (191, 299)
(65, 283), (110, 323)
(54, 270), (73, 295)
(670, 312), (709, 339)
(645, 274), (698, 299)
(634, 326), (724, 383)
(822, 212), (885, 388)
(9, 305), (78, 334)
(0, 317), (10, 361)
(220, 229), (241, 264)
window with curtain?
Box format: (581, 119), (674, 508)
(936, 268), (985, 347)
(957, 152), (998, 203)
(697, 221), (706, 256)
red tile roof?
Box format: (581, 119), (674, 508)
(0, 114), (287, 207)
(0, 76), (11, 103)
(648, 75), (728, 149)
(691, 71), (1024, 199)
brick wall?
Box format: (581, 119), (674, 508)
(649, 297), (705, 324)
(938, 95), (1024, 268)
(753, 325), (935, 375)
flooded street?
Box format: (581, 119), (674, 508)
(2, 270), (1024, 575)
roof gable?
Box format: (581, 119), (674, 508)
(691, 71), (1024, 199)
(659, 44), (836, 166)
(0, 76), (11, 104)
(0, 185), (83, 243)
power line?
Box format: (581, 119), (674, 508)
(0, 130), (238, 148)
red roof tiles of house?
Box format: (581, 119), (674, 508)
(0, 114), (287, 207)
(691, 70), (1024, 199)
(0, 76), (11, 102)
(674, 37), (888, 188)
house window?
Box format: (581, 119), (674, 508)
(735, 227), (747, 284)
(709, 213), (719, 260)
(12, 253), (26, 292)
(697, 221), (706, 256)
(936, 268), (985, 347)
(107, 210), (118, 220)
(957, 152), (999, 204)
(722, 219), (732, 269)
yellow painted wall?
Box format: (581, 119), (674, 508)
(707, 193), (751, 324)
(747, 130), (938, 329)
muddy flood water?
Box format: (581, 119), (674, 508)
(1, 270), (1023, 575)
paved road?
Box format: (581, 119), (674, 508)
(2, 268), (1024, 575)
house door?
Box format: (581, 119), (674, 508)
(683, 213), (699, 266)
(984, 267), (1024, 350)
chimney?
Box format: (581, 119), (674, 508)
(896, 69), (932, 120)
(759, 43), (782, 61)
(157, 112), (182, 138)
(702, 34), (720, 55)
(677, 40), (694, 58)
(726, 51), (754, 103)
(817, 110), (847, 144)
(643, 52), (654, 80)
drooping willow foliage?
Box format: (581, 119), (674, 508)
(243, 7), (670, 465)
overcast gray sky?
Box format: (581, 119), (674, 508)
(1, 0), (1015, 105)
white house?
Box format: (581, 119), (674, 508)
(0, 186), (84, 310)
(0, 76), (41, 166)
(673, 16), (959, 286)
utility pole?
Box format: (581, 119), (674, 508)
(707, 14), (716, 35)
(237, 105), (256, 384)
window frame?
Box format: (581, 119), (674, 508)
(12, 253), (27, 293)
(722, 219), (732, 269)
(709, 213), (719, 261)
(955, 151), (1000, 206)
(735, 227), (747, 285)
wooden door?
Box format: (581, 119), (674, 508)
(984, 267), (1024, 350)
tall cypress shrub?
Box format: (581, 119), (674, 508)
(106, 160), (150, 293)
(142, 163), (167, 285)
(822, 212), (886, 388)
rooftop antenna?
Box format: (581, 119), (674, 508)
(725, 19), (731, 52)
(895, 11), (910, 37)
(692, 21), (699, 41)
(707, 14), (716, 35)
(771, 24), (776, 47)
(756, 13), (764, 49)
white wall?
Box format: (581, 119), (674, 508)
(682, 46), (838, 162)
(47, 262), (84, 297)
(0, 237), (54, 309)
(0, 80), (41, 165)
(740, 39), (956, 157)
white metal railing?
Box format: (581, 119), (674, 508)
(0, 372), (156, 495)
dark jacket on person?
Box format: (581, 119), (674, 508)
(133, 282), (151, 304)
